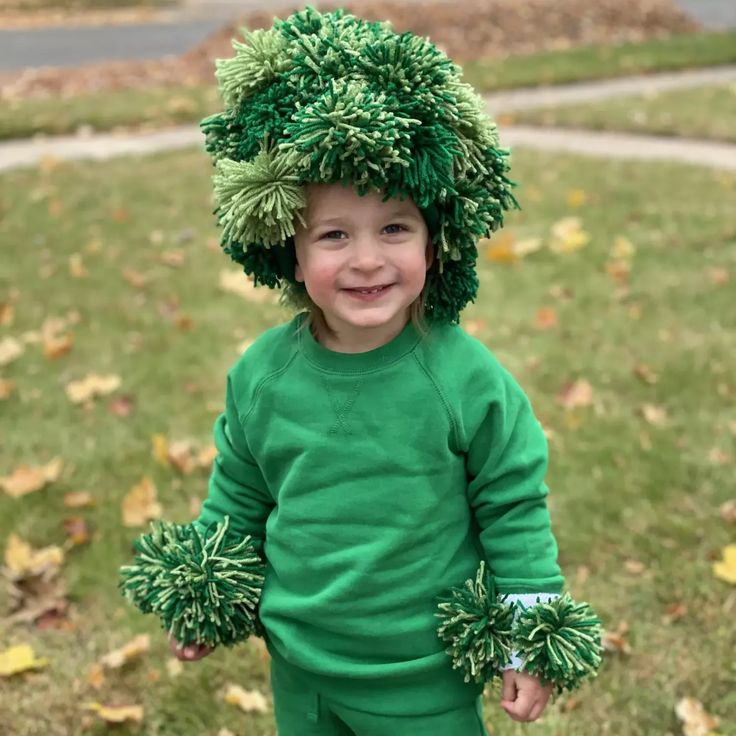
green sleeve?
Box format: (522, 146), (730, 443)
(465, 365), (564, 595)
(197, 372), (274, 556)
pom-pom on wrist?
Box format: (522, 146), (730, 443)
(435, 561), (514, 683)
(119, 517), (265, 648)
(512, 593), (603, 693)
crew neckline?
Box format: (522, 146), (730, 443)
(296, 312), (422, 373)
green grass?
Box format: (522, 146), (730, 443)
(1, 147), (735, 735)
(3, 30), (736, 141)
(2, 0), (175, 11)
(505, 82), (736, 143)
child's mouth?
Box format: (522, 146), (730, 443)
(344, 284), (393, 300)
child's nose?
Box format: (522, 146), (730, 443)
(350, 238), (385, 270)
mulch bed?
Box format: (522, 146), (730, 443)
(0, 0), (698, 100)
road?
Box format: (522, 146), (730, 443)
(0, 0), (734, 73)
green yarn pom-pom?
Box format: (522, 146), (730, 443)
(436, 561), (514, 683)
(513, 593), (603, 693)
(118, 517), (265, 648)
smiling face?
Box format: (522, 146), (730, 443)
(293, 183), (434, 352)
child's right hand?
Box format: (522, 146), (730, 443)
(168, 635), (214, 662)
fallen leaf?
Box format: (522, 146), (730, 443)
(610, 235), (636, 260)
(0, 302), (14, 326)
(606, 260), (631, 284)
(674, 697), (720, 736)
(65, 374), (121, 404)
(708, 448), (731, 465)
(166, 658), (183, 678)
(4, 534), (64, 578)
(83, 703), (143, 725)
(69, 253), (88, 278)
(111, 207), (129, 223)
(122, 269), (149, 289)
(624, 559), (646, 575)
(549, 217), (590, 254)
(640, 403), (668, 427)
(62, 517), (91, 546)
(63, 491), (96, 508)
(634, 364), (659, 385)
(223, 684), (269, 714)
(482, 232), (517, 264)
(662, 602), (687, 625)
(87, 663), (106, 690)
(601, 621), (631, 655)
(556, 379), (593, 409)
(1, 458), (63, 497)
(158, 250), (186, 268)
(0, 378), (14, 399)
(108, 395), (135, 417)
(0, 336), (24, 366)
(43, 334), (73, 359)
(713, 545), (736, 584)
(151, 433), (169, 465)
(719, 500), (736, 524)
(122, 477), (162, 527)
(219, 269), (278, 303)
(566, 189), (587, 208)
(708, 267), (729, 286)
(100, 635), (150, 669)
(0, 644), (49, 677)
(513, 237), (543, 257)
(535, 307), (558, 330)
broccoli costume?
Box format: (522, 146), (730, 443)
(119, 6), (603, 701)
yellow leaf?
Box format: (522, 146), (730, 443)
(566, 189), (588, 208)
(549, 217), (590, 254)
(557, 379), (594, 409)
(1, 458), (63, 497)
(69, 253), (88, 278)
(83, 703), (144, 725)
(122, 477), (162, 527)
(219, 270), (277, 303)
(223, 684), (269, 714)
(43, 334), (73, 360)
(4, 533), (64, 579)
(535, 307), (558, 330)
(640, 404), (668, 427)
(0, 644), (49, 676)
(513, 237), (543, 257)
(675, 697), (720, 736)
(712, 545), (736, 585)
(481, 232), (517, 264)
(63, 491), (96, 508)
(151, 434), (169, 466)
(87, 663), (106, 690)
(0, 378), (14, 399)
(65, 374), (121, 404)
(0, 336), (24, 366)
(611, 235), (636, 260)
(100, 634), (150, 669)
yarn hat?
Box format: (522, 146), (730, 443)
(201, 6), (519, 323)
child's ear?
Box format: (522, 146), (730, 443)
(425, 237), (434, 270)
(294, 260), (304, 283)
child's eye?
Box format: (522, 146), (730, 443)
(384, 224), (406, 234)
(320, 230), (346, 240)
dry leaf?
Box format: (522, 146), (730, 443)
(549, 217), (590, 254)
(675, 697), (720, 736)
(1, 458), (63, 497)
(65, 374), (121, 404)
(100, 635), (150, 669)
(223, 684), (269, 714)
(159, 250), (186, 268)
(64, 491), (96, 508)
(482, 232), (517, 264)
(566, 189), (587, 208)
(708, 267), (729, 286)
(219, 269), (278, 303)
(0, 302), (14, 326)
(83, 703), (144, 725)
(662, 602), (687, 625)
(108, 395), (135, 417)
(62, 517), (91, 546)
(151, 433), (169, 465)
(4, 534), (64, 578)
(640, 403), (668, 427)
(513, 237), (543, 257)
(121, 477), (162, 527)
(0, 378), (14, 399)
(708, 448), (731, 465)
(601, 621), (631, 655)
(0, 644), (49, 676)
(43, 334), (73, 359)
(719, 500), (736, 524)
(87, 663), (106, 690)
(0, 336), (24, 366)
(123, 269), (149, 289)
(634, 364), (659, 385)
(535, 307), (558, 330)
(69, 254), (88, 278)
(557, 379), (593, 409)
(610, 235), (636, 260)
(606, 260), (631, 284)
(166, 658), (183, 678)
(624, 559), (646, 575)
(712, 545), (736, 585)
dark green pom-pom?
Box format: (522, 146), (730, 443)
(436, 561), (514, 683)
(118, 517), (265, 648)
(513, 593), (603, 693)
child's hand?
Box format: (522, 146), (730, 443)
(168, 635), (214, 662)
(500, 669), (553, 722)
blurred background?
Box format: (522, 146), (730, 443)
(1, 1), (735, 735)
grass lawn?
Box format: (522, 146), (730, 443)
(2, 30), (736, 140)
(508, 83), (736, 143)
(1, 147), (735, 735)
(2, 0), (174, 10)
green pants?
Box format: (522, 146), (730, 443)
(270, 650), (489, 736)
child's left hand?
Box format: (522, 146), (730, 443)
(500, 669), (553, 722)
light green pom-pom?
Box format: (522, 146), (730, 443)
(436, 561), (514, 683)
(513, 593), (603, 693)
(215, 27), (291, 107)
(119, 517), (265, 648)
(213, 142), (307, 247)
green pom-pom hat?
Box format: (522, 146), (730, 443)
(201, 5), (519, 324)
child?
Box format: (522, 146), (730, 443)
(120, 8), (602, 734)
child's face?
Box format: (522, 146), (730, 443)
(294, 183), (433, 347)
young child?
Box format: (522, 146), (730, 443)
(120, 8), (602, 734)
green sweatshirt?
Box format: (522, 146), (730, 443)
(197, 312), (564, 715)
